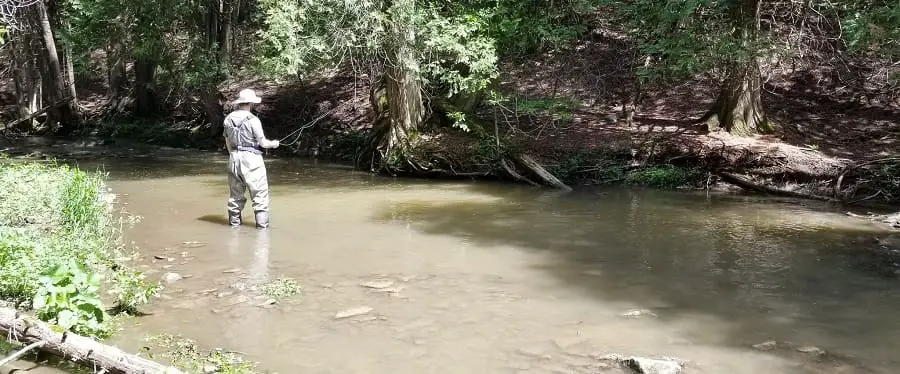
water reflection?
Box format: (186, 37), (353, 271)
(371, 188), (900, 370)
(31, 139), (900, 374)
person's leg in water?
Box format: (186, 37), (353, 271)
(241, 152), (271, 229)
(226, 153), (248, 227)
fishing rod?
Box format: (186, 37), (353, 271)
(278, 104), (346, 147)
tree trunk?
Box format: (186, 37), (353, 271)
(0, 307), (184, 374)
(207, 2), (219, 52)
(700, 59), (771, 136)
(202, 89), (225, 138)
(133, 58), (159, 117)
(219, 0), (234, 65)
(700, 0), (771, 136)
(372, 0), (425, 169)
(106, 42), (128, 107)
(8, 28), (43, 125)
(35, 0), (75, 128)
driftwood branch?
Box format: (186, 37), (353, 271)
(0, 340), (46, 368)
(835, 157), (900, 198)
(0, 307), (183, 374)
(0, 97), (75, 131)
(512, 154), (572, 191)
(718, 172), (839, 202)
(500, 158), (540, 187)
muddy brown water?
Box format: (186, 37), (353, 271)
(3, 138), (900, 373)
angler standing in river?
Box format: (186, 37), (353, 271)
(223, 89), (280, 229)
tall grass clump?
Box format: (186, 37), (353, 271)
(0, 156), (159, 337)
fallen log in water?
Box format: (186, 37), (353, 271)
(512, 154), (572, 191)
(717, 172), (839, 202)
(0, 307), (183, 374)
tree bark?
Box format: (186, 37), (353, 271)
(219, 0), (235, 65)
(700, 0), (771, 136)
(0, 307), (184, 374)
(35, 0), (75, 128)
(700, 59), (771, 136)
(512, 154), (572, 191)
(106, 41), (128, 107)
(133, 58), (159, 117)
(202, 89), (225, 138)
(372, 0), (425, 170)
(8, 27), (43, 125)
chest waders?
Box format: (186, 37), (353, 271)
(225, 114), (271, 229)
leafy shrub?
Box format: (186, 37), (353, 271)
(0, 160), (159, 337)
(33, 260), (108, 336)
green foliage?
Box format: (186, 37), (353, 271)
(33, 260), (108, 336)
(624, 165), (705, 189)
(255, 0), (384, 77)
(419, 10), (499, 97)
(111, 270), (161, 314)
(603, 0), (755, 83)
(549, 150), (705, 189)
(0, 160), (159, 338)
(841, 3), (900, 58)
(457, 0), (596, 57)
(551, 149), (604, 182)
(145, 334), (261, 374)
(515, 97), (580, 121)
(261, 277), (301, 299)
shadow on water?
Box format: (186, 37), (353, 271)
(371, 184), (900, 370)
(10, 136), (900, 371)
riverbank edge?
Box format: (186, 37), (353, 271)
(53, 116), (900, 214)
(0, 158), (265, 373)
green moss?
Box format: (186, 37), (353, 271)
(624, 165), (706, 189)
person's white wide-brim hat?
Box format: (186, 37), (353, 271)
(232, 89), (262, 104)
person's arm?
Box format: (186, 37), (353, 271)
(249, 117), (279, 148)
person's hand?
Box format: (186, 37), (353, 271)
(273, 140), (280, 148)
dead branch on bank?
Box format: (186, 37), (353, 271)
(717, 171), (839, 202)
(0, 96), (75, 132)
(0, 307), (184, 374)
(835, 157), (900, 200)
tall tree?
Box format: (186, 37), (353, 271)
(698, 0), (771, 136)
(4, 0), (77, 130)
(256, 0), (499, 170)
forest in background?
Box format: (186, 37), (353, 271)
(0, 0), (898, 203)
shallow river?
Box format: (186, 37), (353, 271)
(5, 139), (900, 374)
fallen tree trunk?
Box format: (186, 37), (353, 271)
(717, 172), (839, 202)
(1, 97), (75, 132)
(513, 154), (572, 191)
(0, 307), (184, 374)
(500, 157), (540, 187)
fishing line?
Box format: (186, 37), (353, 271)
(278, 104), (344, 146)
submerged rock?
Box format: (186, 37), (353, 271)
(797, 346), (826, 357)
(752, 340), (778, 351)
(162, 272), (183, 283)
(335, 306), (374, 319)
(599, 354), (682, 374)
(621, 309), (658, 319)
(360, 280), (395, 289)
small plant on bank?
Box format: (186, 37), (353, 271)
(624, 165), (706, 189)
(32, 260), (109, 336)
(144, 334), (261, 374)
(0, 159), (160, 338)
(261, 277), (301, 299)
